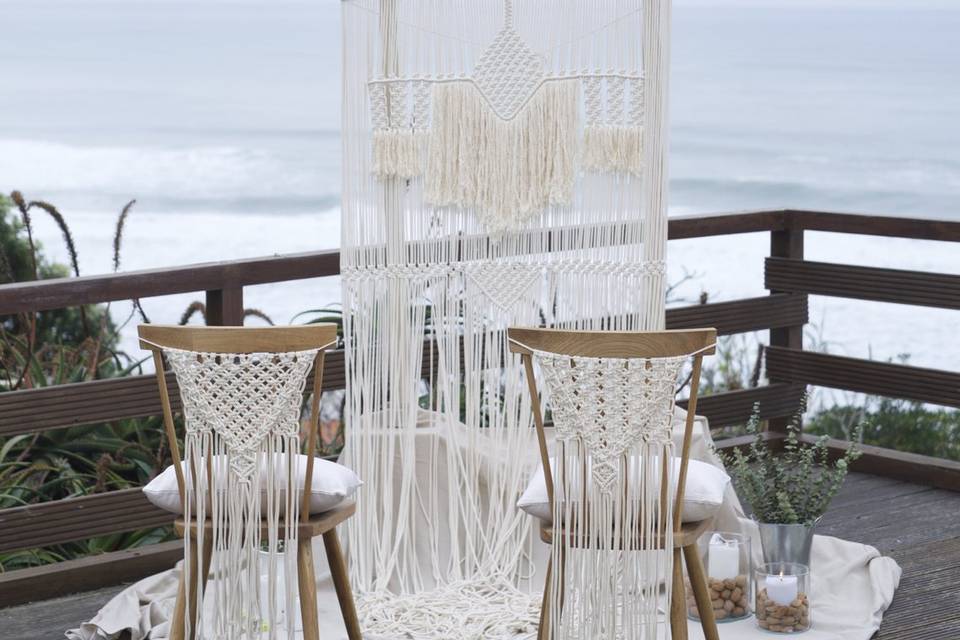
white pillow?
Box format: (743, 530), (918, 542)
(143, 454), (361, 515)
(516, 456), (729, 523)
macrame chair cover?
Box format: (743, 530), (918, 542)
(341, 0), (672, 636)
(533, 348), (686, 640)
(163, 347), (320, 640)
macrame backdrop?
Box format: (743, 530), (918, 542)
(341, 0), (673, 637)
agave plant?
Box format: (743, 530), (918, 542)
(0, 193), (181, 570)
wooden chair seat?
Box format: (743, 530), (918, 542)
(539, 517), (712, 549)
(174, 501), (356, 539)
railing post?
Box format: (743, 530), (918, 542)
(768, 216), (804, 433)
(205, 286), (244, 326)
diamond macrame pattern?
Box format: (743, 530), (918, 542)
(536, 352), (684, 493)
(473, 23), (546, 120)
(165, 348), (317, 480)
(466, 262), (541, 312)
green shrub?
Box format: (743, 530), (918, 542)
(807, 397), (960, 462)
(717, 403), (863, 525)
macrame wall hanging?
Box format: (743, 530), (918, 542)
(341, 0), (672, 637)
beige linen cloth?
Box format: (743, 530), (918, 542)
(67, 409), (900, 640)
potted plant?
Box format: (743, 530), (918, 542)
(716, 402), (863, 566)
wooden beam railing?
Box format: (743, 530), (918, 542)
(1, 208), (958, 606)
(766, 346), (960, 409)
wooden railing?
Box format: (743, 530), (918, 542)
(1, 208), (959, 605)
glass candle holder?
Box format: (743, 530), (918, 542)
(755, 563), (811, 633)
(685, 531), (752, 623)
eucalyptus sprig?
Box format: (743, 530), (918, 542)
(717, 400), (863, 525)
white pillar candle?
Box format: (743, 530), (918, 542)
(765, 572), (799, 606)
(707, 533), (740, 579)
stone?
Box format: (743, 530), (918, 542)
(723, 600), (735, 613)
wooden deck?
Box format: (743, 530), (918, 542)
(1, 471), (958, 639)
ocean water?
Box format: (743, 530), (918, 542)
(1, 0), (958, 373)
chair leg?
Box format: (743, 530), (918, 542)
(538, 556), (553, 640)
(670, 547), (688, 640)
(172, 536), (212, 640)
(683, 543), (720, 640)
(297, 537), (321, 640)
(170, 572), (186, 640)
(323, 529), (362, 640)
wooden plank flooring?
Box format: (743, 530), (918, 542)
(0, 472), (958, 639)
(818, 473), (960, 639)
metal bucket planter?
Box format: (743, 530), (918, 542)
(756, 518), (820, 567)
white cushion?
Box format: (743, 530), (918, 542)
(143, 454), (361, 515)
(516, 456), (729, 523)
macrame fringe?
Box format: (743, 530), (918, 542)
(167, 348), (315, 640)
(548, 441), (674, 640)
(425, 80), (577, 233)
(538, 351), (683, 639)
(183, 435), (301, 640)
(582, 125), (644, 176)
(341, 0), (672, 637)
(372, 129), (427, 179)
(357, 578), (542, 639)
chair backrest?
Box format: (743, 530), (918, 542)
(139, 324), (338, 522)
(508, 327), (716, 533)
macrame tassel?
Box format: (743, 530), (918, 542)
(549, 442), (674, 640)
(425, 80), (577, 232)
(372, 129), (427, 179)
(184, 437), (302, 640)
(582, 125), (644, 176)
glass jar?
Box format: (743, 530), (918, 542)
(755, 562), (811, 633)
(685, 531), (752, 623)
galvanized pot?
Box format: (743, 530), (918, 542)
(756, 518), (820, 567)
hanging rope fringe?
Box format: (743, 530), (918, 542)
(341, 0), (672, 637)
(583, 125), (644, 175)
(538, 351), (684, 639)
(167, 348), (316, 640)
(425, 80), (577, 233)
(357, 578), (542, 639)
(373, 129), (428, 179)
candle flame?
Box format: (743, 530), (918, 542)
(779, 569), (784, 579)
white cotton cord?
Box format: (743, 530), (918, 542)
(424, 79), (577, 233)
(373, 129), (428, 178)
(538, 351), (684, 639)
(341, 0), (671, 637)
(165, 348), (317, 640)
(357, 578), (541, 640)
(583, 126), (643, 175)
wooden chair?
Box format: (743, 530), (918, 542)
(139, 324), (362, 640)
(508, 327), (720, 640)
